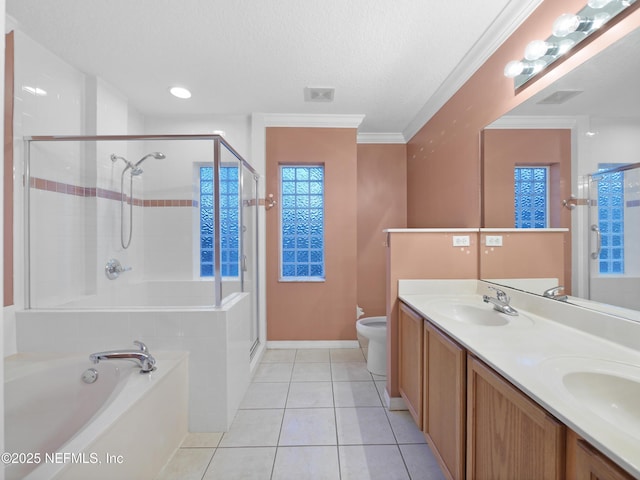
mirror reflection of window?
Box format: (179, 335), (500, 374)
(514, 166), (549, 228)
(596, 164), (626, 275)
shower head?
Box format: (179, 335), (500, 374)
(134, 151), (166, 168)
(111, 153), (136, 171)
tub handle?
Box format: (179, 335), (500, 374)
(105, 258), (132, 280)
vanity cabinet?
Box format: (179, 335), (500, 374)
(567, 430), (634, 480)
(466, 355), (566, 480)
(398, 302), (423, 425)
(423, 321), (466, 480)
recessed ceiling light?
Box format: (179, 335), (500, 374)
(169, 86), (192, 99)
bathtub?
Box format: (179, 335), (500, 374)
(4, 351), (188, 480)
(46, 280), (242, 309)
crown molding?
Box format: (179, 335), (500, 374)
(262, 113), (365, 128)
(357, 132), (406, 144)
(402, 0), (544, 142)
(485, 115), (578, 129)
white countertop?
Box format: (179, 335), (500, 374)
(398, 279), (640, 478)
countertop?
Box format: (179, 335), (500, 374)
(398, 280), (640, 478)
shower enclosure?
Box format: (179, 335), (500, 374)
(23, 134), (261, 352)
(587, 161), (640, 311)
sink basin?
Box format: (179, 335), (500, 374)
(542, 356), (640, 440)
(425, 298), (533, 327)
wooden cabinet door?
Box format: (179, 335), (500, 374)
(424, 321), (466, 480)
(568, 430), (634, 480)
(398, 302), (423, 426)
(467, 356), (565, 480)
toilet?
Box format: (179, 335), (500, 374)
(356, 316), (387, 376)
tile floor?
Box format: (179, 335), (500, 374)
(157, 348), (446, 480)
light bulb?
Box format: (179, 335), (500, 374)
(592, 12), (612, 29)
(524, 40), (549, 61)
(504, 60), (524, 78)
(552, 13), (582, 37)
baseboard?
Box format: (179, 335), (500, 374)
(385, 390), (408, 411)
(266, 340), (360, 349)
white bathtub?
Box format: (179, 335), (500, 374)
(49, 280), (242, 309)
(4, 351), (188, 480)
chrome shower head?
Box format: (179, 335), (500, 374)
(134, 151), (166, 168)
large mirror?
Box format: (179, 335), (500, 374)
(481, 26), (640, 321)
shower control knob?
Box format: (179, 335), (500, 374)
(105, 258), (132, 280)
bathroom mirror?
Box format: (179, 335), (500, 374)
(480, 26), (640, 321)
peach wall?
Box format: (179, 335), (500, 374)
(4, 32), (13, 307)
(386, 231), (478, 397)
(407, 0), (640, 228)
(479, 231), (565, 284)
(357, 144), (407, 317)
(265, 127), (358, 341)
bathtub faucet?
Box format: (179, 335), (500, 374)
(89, 340), (156, 373)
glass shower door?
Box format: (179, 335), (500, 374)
(587, 163), (640, 310)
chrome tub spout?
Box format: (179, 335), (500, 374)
(90, 340), (156, 373)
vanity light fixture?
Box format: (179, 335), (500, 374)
(169, 86), (192, 99)
(505, 0), (638, 88)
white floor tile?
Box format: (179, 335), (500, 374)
(295, 348), (330, 363)
(335, 407), (396, 445)
(156, 448), (214, 480)
(219, 409), (284, 447)
(272, 446), (340, 480)
(286, 382), (334, 408)
(331, 362), (374, 382)
(279, 408), (337, 446)
(330, 348), (365, 363)
(399, 444), (447, 480)
(374, 380), (387, 403)
(253, 363), (294, 382)
(339, 445), (410, 480)
(203, 447), (276, 480)
(333, 381), (382, 407)
(262, 349), (297, 363)
(291, 362), (331, 382)
(240, 382), (290, 409)
(386, 410), (427, 444)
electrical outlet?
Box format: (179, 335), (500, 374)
(452, 235), (470, 247)
(485, 235), (503, 247)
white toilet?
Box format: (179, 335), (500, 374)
(356, 316), (387, 376)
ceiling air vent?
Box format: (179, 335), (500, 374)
(304, 87), (335, 102)
(537, 90), (583, 105)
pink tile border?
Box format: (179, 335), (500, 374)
(29, 176), (197, 207)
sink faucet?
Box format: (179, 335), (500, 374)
(543, 285), (568, 302)
(90, 340), (156, 373)
(483, 287), (519, 316)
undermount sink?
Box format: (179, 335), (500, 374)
(542, 356), (640, 440)
(425, 298), (533, 327)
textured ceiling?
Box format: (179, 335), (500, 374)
(6, 0), (538, 137)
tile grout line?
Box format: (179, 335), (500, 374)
(269, 350), (296, 480)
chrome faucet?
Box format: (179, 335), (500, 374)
(90, 340), (156, 373)
(543, 285), (568, 302)
(483, 287), (519, 316)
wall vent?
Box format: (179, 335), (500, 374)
(304, 87), (335, 102)
(537, 90), (583, 105)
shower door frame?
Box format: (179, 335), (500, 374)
(23, 134), (260, 310)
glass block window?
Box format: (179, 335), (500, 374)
(597, 164), (625, 274)
(200, 166), (239, 277)
(514, 167), (548, 228)
(280, 165), (325, 280)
